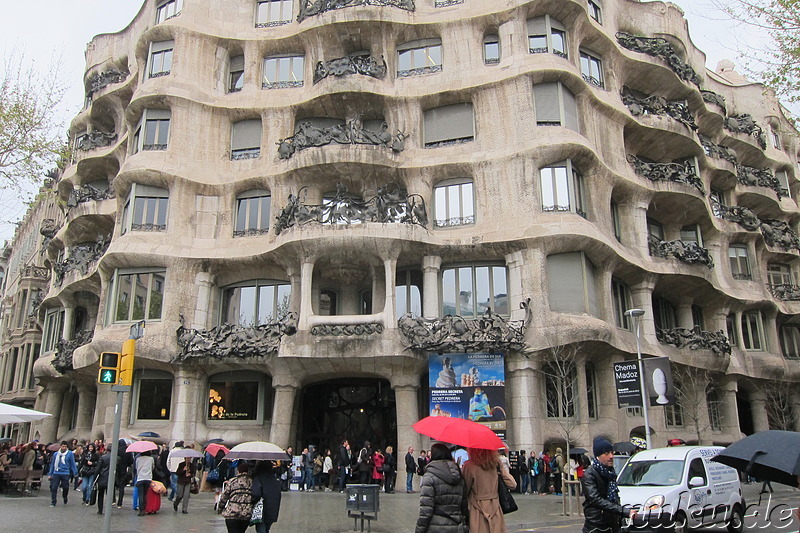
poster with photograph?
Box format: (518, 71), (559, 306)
(428, 353), (506, 439)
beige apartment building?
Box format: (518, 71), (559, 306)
(2, 0), (799, 454)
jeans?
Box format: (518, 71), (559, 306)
(406, 472), (414, 491)
(81, 474), (95, 503)
(135, 480), (151, 514)
(169, 473), (178, 500)
(50, 474), (71, 505)
(337, 467), (348, 491)
(520, 472), (530, 494)
(304, 468), (315, 490)
(255, 520), (275, 533)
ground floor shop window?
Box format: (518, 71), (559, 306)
(208, 371), (269, 421)
(134, 371), (173, 420)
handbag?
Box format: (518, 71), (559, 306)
(497, 470), (518, 514)
(190, 478), (199, 494)
(250, 498), (264, 525)
(207, 467), (220, 483)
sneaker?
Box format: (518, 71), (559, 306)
(182, 510), (188, 514)
(50, 504), (56, 507)
(173, 501), (178, 512)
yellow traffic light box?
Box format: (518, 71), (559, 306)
(119, 339), (136, 387)
(98, 352), (120, 384)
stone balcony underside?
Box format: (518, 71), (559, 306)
(656, 327), (731, 356)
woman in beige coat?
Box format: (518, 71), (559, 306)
(462, 447), (517, 533)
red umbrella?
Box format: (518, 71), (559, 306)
(413, 416), (504, 450)
(126, 440), (158, 453)
(205, 443), (230, 457)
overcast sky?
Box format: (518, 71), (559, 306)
(0, 0), (778, 242)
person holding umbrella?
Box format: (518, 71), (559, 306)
(173, 455), (196, 514)
(415, 443), (468, 533)
(251, 460), (282, 533)
(135, 450), (155, 516)
(462, 447), (516, 533)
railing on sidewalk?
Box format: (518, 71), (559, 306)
(561, 477), (583, 516)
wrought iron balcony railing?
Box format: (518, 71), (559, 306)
(769, 283), (800, 301)
(656, 327), (731, 356)
(648, 236), (714, 268)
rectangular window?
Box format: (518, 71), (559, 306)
(483, 35), (500, 64)
(208, 380), (260, 420)
(148, 40), (174, 78)
(680, 224), (701, 245)
(780, 325), (800, 359)
(263, 55), (304, 89)
(710, 188), (726, 218)
(396, 269), (423, 318)
(665, 403), (684, 427)
(533, 82), (579, 132)
(652, 295), (677, 330)
(16, 290), (28, 329)
(234, 192), (271, 237)
(726, 313), (739, 348)
(611, 200), (622, 242)
(42, 308), (65, 353)
(527, 16), (568, 58)
(768, 263), (792, 286)
(544, 363), (576, 418)
(776, 170), (790, 196)
(434, 179), (474, 227)
(231, 119), (262, 160)
(424, 103), (474, 148)
(540, 161), (584, 217)
(256, 0), (292, 27)
(123, 184), (169, 233)
(440, 264), (508, 317)
(707, 389), (722, 430)
(588, 1), (602, 23)
(136, 377), (173, 420)
(229, 55), (245, 92)
(580, 50), (604, 88)
(547, 252), (598, 316)
(729, 245), (751, 280)
(586, 363), (598, 419)
(741, 310), (765, 351)
(156, 0), (183, 23)
(611, 278), (632, 330)
(647, 218), (664, 240)
(110, 269), (166, 323)
(771, 129), (781, 150)
(397, 39), (443, 77)
(221, 281), (291, 325)
(132, 109), (171, 153)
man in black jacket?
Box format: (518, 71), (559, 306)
(404, 446), (416, 493)
(582, 437), (635, 533)
(336, 440), (351, 493)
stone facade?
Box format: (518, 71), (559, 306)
(3, 0), (800, 453)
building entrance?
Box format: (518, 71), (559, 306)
(299, 378), (397, 453)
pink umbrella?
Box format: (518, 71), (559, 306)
(126, 440), (158, 453)
(205, 443), (230, 457)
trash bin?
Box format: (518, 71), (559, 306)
(345, 484), (380, 513)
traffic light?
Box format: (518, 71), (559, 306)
(98, 352), (120, 384)
(119, 339), (136, 387)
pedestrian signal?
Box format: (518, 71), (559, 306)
(98, 352), (120, 385)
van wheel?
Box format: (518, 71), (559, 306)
(727, 505), (744, 533)
(672, 511), (690, 533)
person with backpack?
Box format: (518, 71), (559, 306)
(530, 452), (540, 495)
(553, 448), (565, 496)
(518, 450), (530, 494)
(541, 450), (551, 494)
(356, 441), (373, 484)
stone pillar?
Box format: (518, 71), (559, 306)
(630, 280), (657, 343)
(391, 375), (421, 453)
(38, 382), (67, 443)
(676, 304), (693, 329)
(383, 257), (398, 329)
(270, 375), (300, 448)
(630, 200), (650, 254)
(172, 367), (203, 444)
(763, 311), (780, 356)
(75, 385), (97, 439)
(62, 307), (75, 341)
(191, 272), (216, 329)
(422, 256), (441, 319)
(719, 378), (741, 439)
(298, 260), (315, 330)
(507, 357), (540, 451)
(505, 251), (525, 320)
(749, 391), (770, 433)
(287, 266), (301, 315)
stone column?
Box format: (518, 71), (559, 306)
(298, 260), (315, 330)
(191, 272), (216, 329)
(391, 375), (421, 453)
(172, 367), (203, 444)
(383, 257), (398, 329)
(719, 377), (741, 439)
(505, 251), (525, 320)
(287, 266), (301, 315)
(630, 280), (657, 343)
(506, 357), (540, 451)
(270, 375), (300, 448)
(422, 256), (441, 319)
(676, 304), (693, 329)
(62, 307), (76, 341)
(749, 391), (770, 433)
(629, 200), (651, 254)
(75, 385), (97, 439)
(38, 382), (67, 443)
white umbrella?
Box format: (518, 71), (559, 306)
(0, 402), (52, 424)
(170, 448), (204, 459)
(225, 441), (289, 461)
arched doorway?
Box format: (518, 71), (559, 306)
(298, 378), (396, 454)
(736, 391), (754, 435)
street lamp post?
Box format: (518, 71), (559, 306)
(625, 308), (652, 450)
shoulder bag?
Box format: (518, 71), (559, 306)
(497, 469), (518, 514)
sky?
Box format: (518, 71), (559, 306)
(0, 0), (783, 243)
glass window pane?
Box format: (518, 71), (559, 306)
(411, 49), (425, 69)
(555, 167), (569, 209)
(258, 285), (275, 323)
(236, 198), (247, 232)
(530, 36), (547, 51)
(398, 50), (411, 71)
(163, 50), (173, 72)
(278, 58), (290, 81)
(435, 186), (447, 222)
(239, 286), (257, 325)
(208, 380), (259, 420)
(493, 267), (508, 314)
(541, 169), (555, 207)
(458, 267), (474, 317)
(259, 196), (270, 229)
(428, 45), (442, 66)
(291, 57), (304, 81)
(276, 284), (291, 316)
(148, 273), (165, 319)
(442, 269), (456, 315)
(156, 198), (168, 226)
(484, 42), (499, 62)
(475, 266), (490, 314)
(462, 183), (474, 218)
(137, 379), (172, 419)
(157, 120), (169, 145)
(448, 185), (462, 219)
(132, 274), (148, 320)
(116, 274), (132, 321)
(552, 31), (566, 54)
(144, 121), (158, 145)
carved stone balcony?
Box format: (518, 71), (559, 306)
(277, 118), (405, 159)
(656, 326), (731, 356)
(759, 219), (800, 252)
(648, 236), (714, 268)
(297, 0), (415, 22)
(398, 299), (531, 352)
(724, 114), (767, 149)
(616, 32), (701, 87)
(274, 183), (427, 234)
(75, 130), (117, 151)
(769, 284), (800, 301)
(86, 68), (129, 98)
(52, 236), (111, 285)
(313, 54), (387, 84)
(737, 164), (786, 198)
(628, 155), (704, 194)
(51, 330), (94, 374)
(621, 86), (697, 130)
(175, 313), (298, 362)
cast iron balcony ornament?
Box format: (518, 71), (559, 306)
(736, 164), (786, 198)
(75, 130), (117, 151)
(313, 54), (387, 84)
(51, 330), (94, 374)
(297, 0), (415, 22)
(67, 183), (115, 210)
(724, 114), (767, 150)
(86, 68), (129, 98)
(710, 199), (760, 231)
(699, 136), (737, 165)
(277, 118), (406, 159)
(621, 86), (697, 130)
(769, 284), (800, 301)
(52, 235), (112, 286)
(615, 32), (701, 87)
(648, 235), (714, 269)
(656, 326), (732, 356)
(628, 155), (705, 195)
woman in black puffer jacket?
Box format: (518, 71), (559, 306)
(415, 443), (468, 533)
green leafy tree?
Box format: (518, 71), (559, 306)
(709, 0), (800, 111)
(0, 50), (67, 190)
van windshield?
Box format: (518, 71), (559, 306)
(617, 459), (684, 487)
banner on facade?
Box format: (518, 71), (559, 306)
(428, 353), (506, 439)
(642, 356), (676, 406)
(613, 360), (642, 408)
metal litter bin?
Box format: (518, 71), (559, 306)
(345, 484), (379, 531)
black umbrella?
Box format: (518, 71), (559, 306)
(613, 441), (636, 454)
(568, 447), (588, 456)
(712, 430), (800, 488)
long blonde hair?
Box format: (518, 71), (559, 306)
(467, 448), (500, 470)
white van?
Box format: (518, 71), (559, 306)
(617, 446), (744, 533)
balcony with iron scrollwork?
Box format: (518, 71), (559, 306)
(724, 114), (767, 150)
(277, 118), (405, 160)
(52, 235), (111, 286)
(74, 130), (117, 152)
(759, 219), (800, 252)
(51, 330), (94, 374)
(313, 54), (387, 84)
(86, 68), (129, 99)
(621, 86), (697, 131)
(615, 32), (701, 87)
(710, 199), (760, 231)
(297, 0), (415, 22)
(700, 136), (737, 165)
(628, 155), (705, 195)
(769, 284), (800, 301)
(656, 326), (731, 356)
(648, 235), (714, 268)
(737, 164), (786, 199)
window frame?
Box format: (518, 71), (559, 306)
(256, 0), (293, 27)
(440, 263), (509, 318)
(229, 55), (245, 93)
(611, 278), (632, 330)
(132, 109), (171, 154)
(148, 40), (175, 79)
(207, 370), (270, 424)
(579, 49), (604, 88)
(121, 183), (169, 234)
(652, 295), (677, 331)
(395, 269), (423, 318)
(546, 251), (598, 316)
(588, 0), (602, 23)
(107, 268), (167, 325)
(433, 178), (475, 228)
(483, 35), (500, 64)
(131, 370), (174, 422)
(262, 54), (305, 89)
(728, 244), (752, 280)
(220, 279), (291, 326)
(741, 310), (766, 351)
(533, 81), (579, 132)
(539, 160), (586, 217)
(780, 324), (800, 359)
(41, 307), (65, 353)
(397, 38), (443, 77)
(230, 118), (262, 160)
(527, 15), (568, 58)
(611, 199), (622, 242)
(423, 102), (475, 148)
(156, 0), (183, 24)
(585, 362), (598, 419)
(234, 190), (271, 237)
(768, 263), (793, 286)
